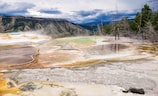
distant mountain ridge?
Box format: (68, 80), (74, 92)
(0, 16), (89, 37)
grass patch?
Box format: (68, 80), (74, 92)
(54, 37), (96, 45)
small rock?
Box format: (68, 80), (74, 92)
(122, 88), (145, 94)
(20, 82), (42, 92)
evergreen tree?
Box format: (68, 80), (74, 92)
(141, 4), (152, 28)
(129, 12), (141, 34)
(129, 4), (152, 39)
(103, 24), (111, 34)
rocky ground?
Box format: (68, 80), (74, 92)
(2, 59), (157, 96)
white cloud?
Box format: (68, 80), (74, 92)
(1, 0), (148, 12)
(0, 0), (148, 23)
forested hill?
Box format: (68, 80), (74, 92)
(0, 16), (89, 37)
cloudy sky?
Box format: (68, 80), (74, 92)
(0, 0), (148, 23)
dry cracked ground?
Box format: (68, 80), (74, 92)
(0, 32), (158, 96)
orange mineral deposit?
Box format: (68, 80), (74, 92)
(0, 73), (20, 96)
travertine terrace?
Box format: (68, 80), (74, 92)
(0, 32), (158, 96)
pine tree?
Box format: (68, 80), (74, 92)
(141, 4), (152, 28)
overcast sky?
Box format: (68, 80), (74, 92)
(0, 0), (148, 23)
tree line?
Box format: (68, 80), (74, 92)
(103, 4), (158, 43)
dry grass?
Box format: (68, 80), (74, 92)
(0, 33), (11, 39)
(0, 45), (17, 49)
(57, 59), (105, 68)
(138, 45), (158, 55)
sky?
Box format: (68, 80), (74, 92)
(0, 0), (148, 24)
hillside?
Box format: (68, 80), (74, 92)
(0, 16), (89, 37)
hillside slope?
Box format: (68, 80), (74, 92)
(0, 16), (89, 37)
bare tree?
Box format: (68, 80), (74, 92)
(110, 15), (119, 40)
(115, 5), (120, 40)
(97, 24), (103, 36)
(117, 17), (130, 37)
(144, 21), (158, 43)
